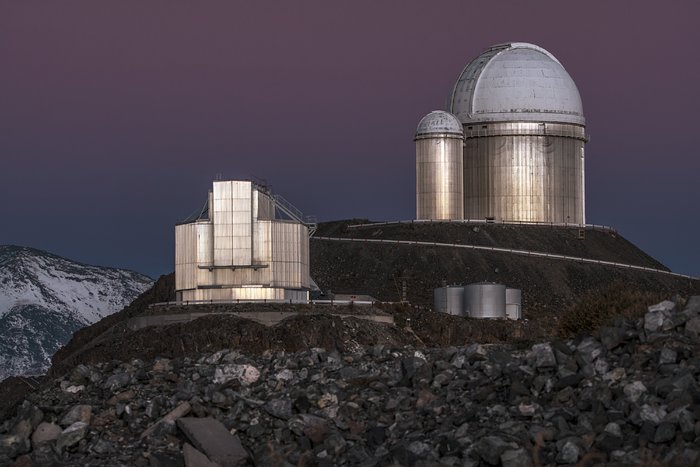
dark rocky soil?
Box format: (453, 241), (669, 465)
(2, 296), (700, 466)
(311, 221), (699, 318)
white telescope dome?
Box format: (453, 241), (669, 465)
(447, 42), (585, 126)
(415, 110), (463, 137)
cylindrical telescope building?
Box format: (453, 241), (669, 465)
(415, 111), (464, 220)
(447, 42), (587, 224)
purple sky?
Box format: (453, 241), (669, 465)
(1, 1), (699, 278)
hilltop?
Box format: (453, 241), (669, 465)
(37, 220), (700, 382)
(311, 220), (698, 320)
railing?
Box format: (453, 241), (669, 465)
(305, 215), (318, 237)
(149, 298), (385, 308)
(345, 219), (617, 233)
(272, 194), (304, 222)
(272, 194), (317, 237)
(462, 122), (588, 141)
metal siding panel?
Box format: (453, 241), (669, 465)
(434, 286), (465, 315)
(285, 289), (309, 301)
(196, 223), (213, 266)
(212, 181), (229, 200)
(231, 198), (252, 212)
(464, 283), (506, 318)
(463, 122), (584, 223)
(213, 183), (233, 265)
(175, 223), (197, 292)
(196, 267), (210, 286)
(253, 219), (272, 265)
(505, 288), (522, 320)
(230, 200), (252, 265)
(416, 136), (463, 220)
(269, 222), (309, 289)
(180, 290), (194, 302)
(300, 229), (310, 289)
(254, 190), (275, 220)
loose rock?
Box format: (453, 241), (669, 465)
(31, 422), (62, 446)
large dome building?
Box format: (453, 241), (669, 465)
(416, 42), (587, 224)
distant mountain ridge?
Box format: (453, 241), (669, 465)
(0, 245), (153, 379)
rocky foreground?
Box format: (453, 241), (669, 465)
(1, 297), (700, 466)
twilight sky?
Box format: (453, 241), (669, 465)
(1, 1), (698, 278)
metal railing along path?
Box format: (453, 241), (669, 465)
(312, 236), (698, 281)
(149, 299), (384, 308)
(345, 219), (617, 233)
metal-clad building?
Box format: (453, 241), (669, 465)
(415, 111), (464, 220)
(464, 282), (507, 318)
(414, 42), (586, 224)
(175, 180), (311, 302)
(433, 285), (465, 316)
(505, 288), (522, 320)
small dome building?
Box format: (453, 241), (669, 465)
(415, 111), (464, 220)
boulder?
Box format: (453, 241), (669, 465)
(31, 422), (62, 446)
(60, 404), (92, 427)
(531, 343), (556, 369)
(177, 417), (248, 467)
(56, 422), (88, 451)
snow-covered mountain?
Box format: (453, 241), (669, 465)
(0, 245), (153, 380)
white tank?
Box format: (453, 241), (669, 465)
(505, 288), (522, 320)
(433, 286), (465, 316)
(464, 282), (506, 318)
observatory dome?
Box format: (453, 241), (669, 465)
(415, 111), (463, 137)
(447, 42), (585, 126)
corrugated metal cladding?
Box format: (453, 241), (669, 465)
(463, 122), (585, 223)
(505, 288), (522, 320)
(416, 111), (464, 221)
(464, 283), (506, 318)
(433, 286), (465, 315)
(416, 137), (464, 220)
(175, 180), (310, 302)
